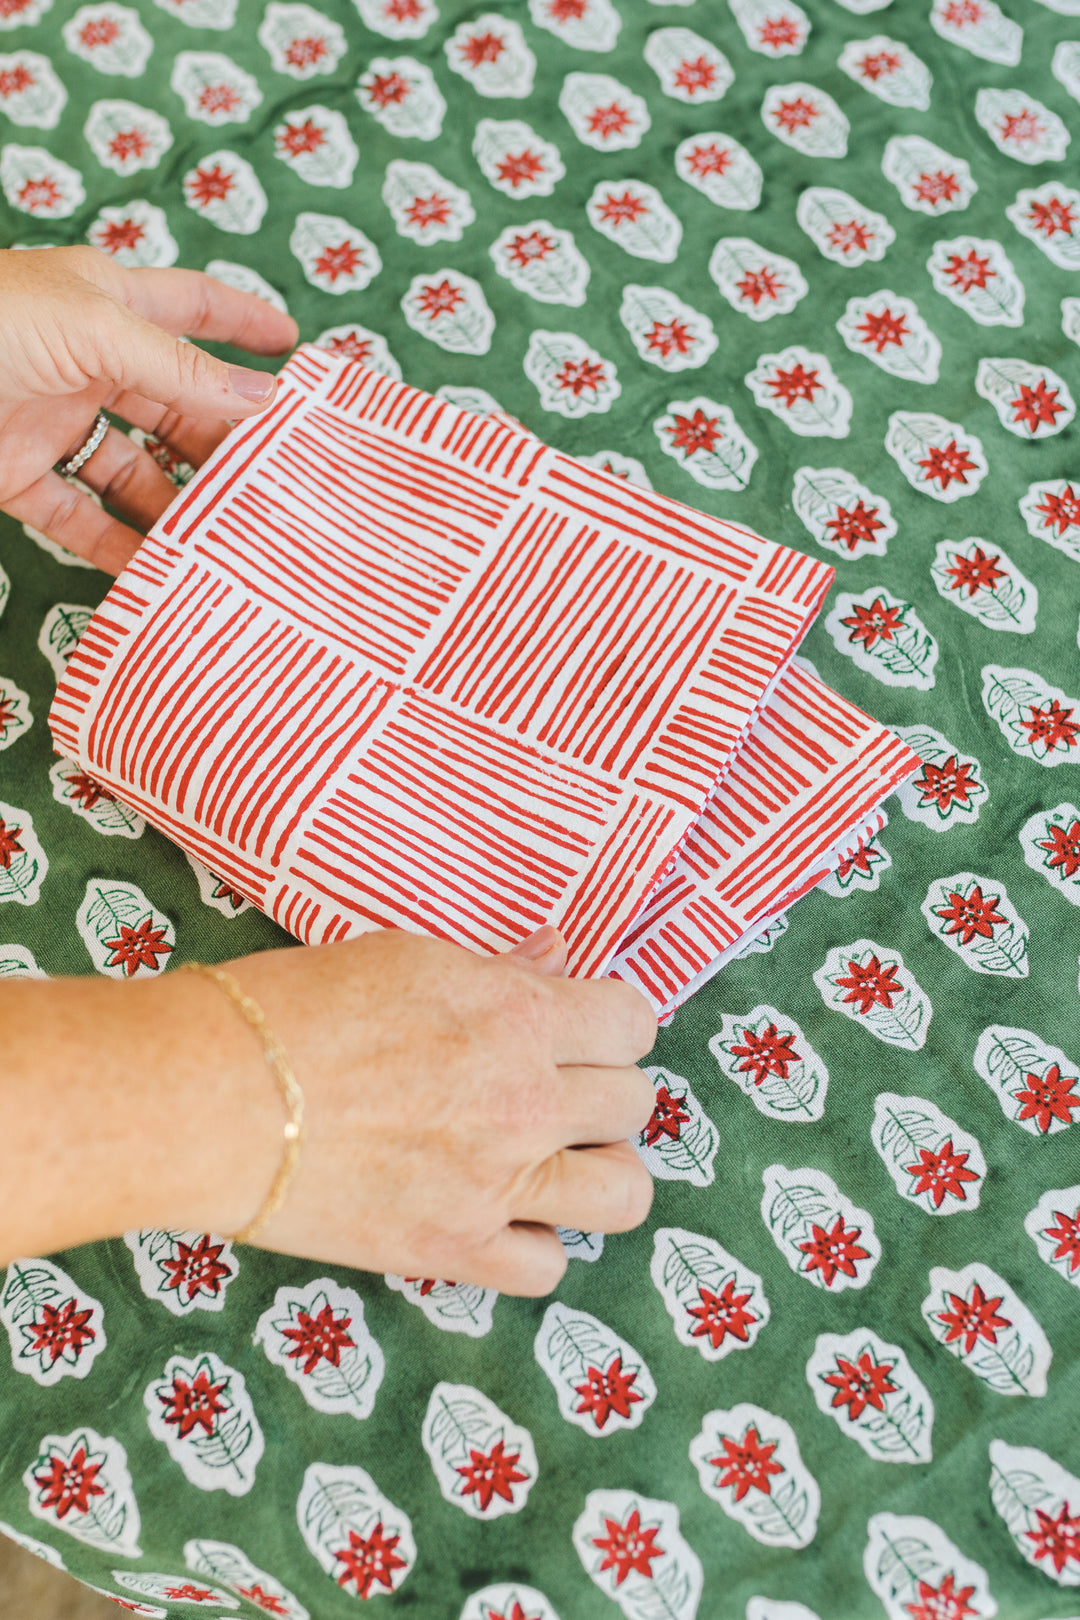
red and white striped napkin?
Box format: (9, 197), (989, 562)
(50, 348), (917, 1011)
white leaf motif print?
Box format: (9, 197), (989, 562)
(654, 397), (758, 489)
(972, 1024), (1080, 1137)
(587, 178), (682, 262)
(760, 1164), (880, 1291)
(144, 1352), (264, 1495)
(882, 135), (976, 214)
(382, 159), (474, 246)
(931, 0), (1021, 63)
(356, 56), (444, 140)
(384, 1275), (496, 1337)
(421, 1383), (536, 1519)
(1006, 181), (1080, 270)
(824, 588), (938, 690)
(975, 89), (1069, 164)
(805, 1330), (934, 1463)
(619, 285), (717, 370)
(885, 411), (987, 501)
(76, 879), (173, 978)
(650, 1228), (770, 1361)
(981, 664), (1080, 766)
(871, 1093), (985, 1215)
(402, 270), (494, 354)
(926, 236), (1025, 326)
(675, 131), (762, 209)
(796, 186), (895, 264)
(1019, 803), (1080, 906)
(792, 467), (895, 560)
(254, 1279), (385, 1422)
(524, 330), (619, 415)
(296, 1462), (415, 1600)
(745, 346), (852, 437)
(444, 15), (536, 99)
(0, 1258), (106, 1386)
(23, 1429), (141, 1558)
(709, 238), (808, 321)
(534, 1303), (656, 1436)
(921, 870), (1028, 977)
(864, 1512), (998, 1620)
(184, 1539), (309, 1620)
(709, 1005), (828, 1121)
(644, 27), (732, 102)
(921, 1262), (1051, 1397)
(689, 1403), (820, 1549)
(989, 1441), (1080, 1588)
(976, 356), (1075, 439)
(1025, 1184), (1080, 1293)
(490, 221), (589, 306)
(573, 1489), (703, 1620)
(838, 35), (931, 108)
(814, 939), (931, 1049)
(636, 1066), (719, 1185)
(835, 291), (940, 383)
(891, 726), (986, 830)
(762, 82), (848, 157)
(930, 538), (1037, 633)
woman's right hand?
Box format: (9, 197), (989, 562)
(1, 929), (657, 1297)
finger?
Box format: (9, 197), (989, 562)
(66, 424), (178, 534)
(542, 973), (658, 1068)
(554, 1064), (656, 1145)
(468, 1222), (569, 1297)
(4, 471), (142, 575)
(514, 1140), (653, 1235)
(119, 266), (298, 355)
(107, 391), (231, 469)
(508, 925), (567, 977)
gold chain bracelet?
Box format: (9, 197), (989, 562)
(179, 962), (305, 1245)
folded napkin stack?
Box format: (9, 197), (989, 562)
(51, 348), (918, 1016)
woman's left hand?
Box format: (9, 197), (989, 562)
(0, 246), (298, 574)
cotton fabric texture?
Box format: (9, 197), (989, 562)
(0, 1), (1079, 1617)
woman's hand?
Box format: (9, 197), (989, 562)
(0, 245), (297, 574)
(0, 929), (658, 1296)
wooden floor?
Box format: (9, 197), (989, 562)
(0, 1537), (115, 1619)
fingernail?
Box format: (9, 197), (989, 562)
(229, 366), (275, 403)
(511, 925), (563, 961)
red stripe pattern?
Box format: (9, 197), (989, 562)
(48, 346), (912, 988)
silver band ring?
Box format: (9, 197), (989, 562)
(56, 411), (110, 479)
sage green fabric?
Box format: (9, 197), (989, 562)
(0, 2), (1078, 1617)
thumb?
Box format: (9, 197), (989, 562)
(507, 926), (568, 977)
(92, 299), (278, 419)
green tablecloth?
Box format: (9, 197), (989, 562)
(1, 1), (1079, 1615)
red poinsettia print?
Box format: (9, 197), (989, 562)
(97, 217), (145, 255)
(1015, 1065), (1080, 1133)
(1011, 378), (1067, 434)
(160, 1234), (232, 1303)
(943, 546), (1006, 597)
(385, 0), (424, 19)
(729, 1023), (799, 1085)
(709, 1426), (784, 1501)
(1035, 484), (1080, 535)
(28, 1299), (96, 1366)
(937, 1282), (1010, 1353)
(236, 1585), (289, 1616)
(281, 1303), (356, 1374)
(0, 63), (33, 97)
(644, 318), (694, 359)
(823, 1350), (897, 1419)
(917, 439), (978, 489)
(856, 308), (910, 352)
(506, 229), (555, 266)
(497, 149), (546, 188)
(673, 55), (718, 95)
(103, 917), (173, 976)
(834, 846), (874, 883)
(596, 188), (647, 225)
(548, 0), (586, 17)
(906, 1140), (980, 1207)
(575, 1355), (643, 1428)
(366, 71), (410, 107)
(666, 408), (722, 456)
(555, 358), (604, 396)
(1045, 1207), (1080, 1272)
(642, 1085), (691, 1146)
(334, 1522), (407, 1597)
(34, 1446), (105, 1519)
(461, 29), (505, 65)
(735, 267), (783, 306)
(835, 954), (903, 1014)
(314, 241), (364, 284)
(210, 878), (247, 910)
(62, 771), (114, 812)
(199, 83), (242, 117)
(772, 96), (817, 134)
(1037, 819), (1080, 878)
(1020, 700), (1080, 753)
(593, 1508), (664, 1585)
(859, 49), (901, 80)
(879, 771), (951, 852)
(0, 694), (20, 737)
(416, 278), (466, 320)
(686, 1281), (757, 1349)
(945, 249), (994, 292)
(163, 1587), (216, 1603)
(798, 1216), (871, 1286)
(109, 128), (149, 163)
(903, 1573), (979, 1620)
(158, 1367), (230, 1439)
(685, 141), (731, 178)
(323, 333), (373, 364)
(826, 499), (886, 551)
(933, 883), (1005, 945)
(759, 16), (802, 49)
(80, 16), (120, 46)
(766, 361), (822, 407)
(187, 164), (235, 206)
(587, 102), (632, 140)
(404, 1276), (455, 1294)
(828, 219), (872, 255)
(0, 817), (24, 868)
(943, 0), (983, 20)
(999, 108), (1044, 146)
(18, 176), (62, 212)
(1025, 1503), (1080, 1577)
(840, 598), (904, 652)
(1029, 195), (1076, 239)
(286, 35), (329, 69)
(455, 1440), (528, 1511)
(278, 119), (325, 157)
(913, 171), (961, 207)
